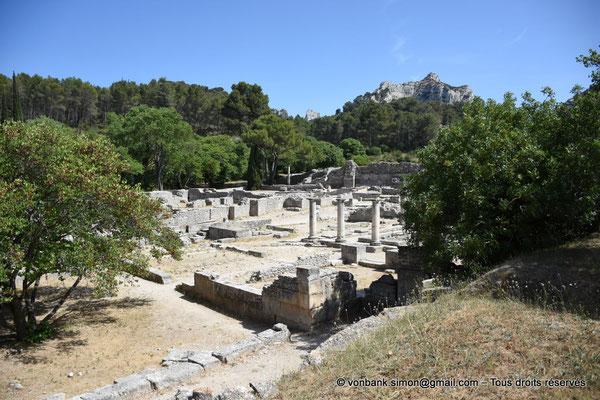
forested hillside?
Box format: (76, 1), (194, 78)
(0, 74), (227, 135)
(0, 72), (468, 190)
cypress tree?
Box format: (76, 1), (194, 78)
(0, 90), (8, 124)
(246, 145), (263, 190)
(12, 72), (23, 121)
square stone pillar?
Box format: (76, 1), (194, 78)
(395, 247), (424, 305)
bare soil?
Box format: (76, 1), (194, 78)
(1, 201), (402, 399)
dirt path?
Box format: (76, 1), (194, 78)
(1, 201), (403, 399)
(130, 329), (334, 399)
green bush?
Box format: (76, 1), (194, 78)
(24, 322), (56, 344)
(366, 146), (382, 156)
(340, 138), (366, 159)
(403, 89), (600, 275)
(352, 154), (370, 166)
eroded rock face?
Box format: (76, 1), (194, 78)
(370, 72), (474, 105)
(305, 109), (321, 121)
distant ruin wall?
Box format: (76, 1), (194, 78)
(182, 267), (357, 330)
(303, 161), (421, 188)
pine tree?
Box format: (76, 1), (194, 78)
(12, 72), (23, 121)
(0, 90), (8, 124)
(246, 145), (263, 190)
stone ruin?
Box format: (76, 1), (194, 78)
(179, 266), (356, 331)
(142, 161), (429, 331)
(302, 160), (421, 188)
(52, 161), (436, 400)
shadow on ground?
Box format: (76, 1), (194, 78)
(0, 284), (154, 363)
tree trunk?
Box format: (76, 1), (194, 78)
(26, 278), (41, 325)
(9, 298), (27, 341)
(41, 276), (82, 324)
(157, 162), (164, 190)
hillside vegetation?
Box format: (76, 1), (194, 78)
(277, 234), (600, 399)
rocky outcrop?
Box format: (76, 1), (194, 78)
(272, 108), (289, 118)
(370, 73), (473, 105)
(305, 109), (321, 121)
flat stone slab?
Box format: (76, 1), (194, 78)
(256, 326), (290, 345)
(320, 239), (343, 249)
(358, 260), (387, 269)
(146, 363), (204, 390)
(162, 349), (194, 365)
(188, 350), (220, 370)
(141, 267), (172, 284)
(250, 382), (279, 398)
(212, 337), (262, 364)
(208, 225), (252, 240)
(366, 245), (385, 253)
(266, 225), (296, 233)
(111, 371), (154, 397)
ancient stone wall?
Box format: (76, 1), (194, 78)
(249, 197), (285, 216)
(302, 161), (421, 188)
(182, 267), (357, 330)
(182, 273), (267, 323)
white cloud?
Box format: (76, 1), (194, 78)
(390, 37), (410, 64)
(506, 27), (528, 47)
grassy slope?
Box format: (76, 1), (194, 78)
(277, 235), (600, 399)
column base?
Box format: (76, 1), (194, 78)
(335, 238), (347, 243)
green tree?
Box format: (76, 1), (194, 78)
(243, 114), (303, 184)
(195, 135), (249, 187)
(106, 105), (194, 190)
(576, 45), (600, 87)
(1, 90), (8, 123)
(246, 145), (263, 190)
(0, 119), (181, 340)
(303, 136), (345, 169)
(339, 138), (366, 159)
(222, 82), (270, 135)
(12, 72), (23, 122)
(402, 85), (600, 275)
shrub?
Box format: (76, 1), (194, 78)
(403, 90), (600, 275)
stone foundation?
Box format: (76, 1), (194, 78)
(180, 267), (357, 331)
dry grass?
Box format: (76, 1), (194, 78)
(277, 292), (600, 399)
(465, 232), (600, 318)
(277, 232), (600, 399)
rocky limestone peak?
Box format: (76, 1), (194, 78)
(272, 108), (289, 118)
(305, 109), (321, 121)
(424, 72), (440, 82)
(369, 73), (473, 105)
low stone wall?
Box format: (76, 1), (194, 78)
(347, 202), (402, 222)
(302, 161), (421, 188)
(228, 204), (250, 220)
(181, 267), (357, 331)
(183, 272), (267, 323)
(249, 197), (285, 216)
(262, 267), (356, 330)
(385, 246), (424, 304)
(207, 224), (252, 240)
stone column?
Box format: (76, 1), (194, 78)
(396, 247), (424, 305)
(287, 165), (291, 186)
(308, 198), (317, 239)
(371, 199), (381, 245)
(334, 198), (346, 243)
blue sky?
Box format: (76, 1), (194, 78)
(1, 0), (598, 117)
